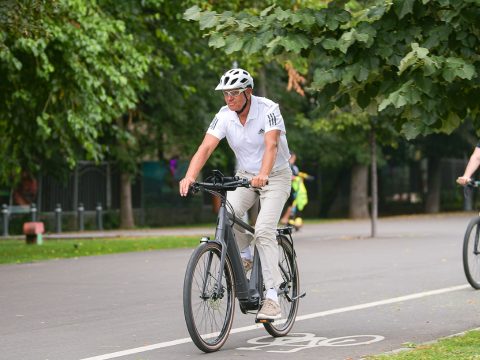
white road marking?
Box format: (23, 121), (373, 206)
(79, 284), (470, 360)
(295, 284), (470, 321)
(238, 333), (385, 353)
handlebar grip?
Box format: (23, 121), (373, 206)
(249, 179), (268, 187)
(188, 183), (199, 195)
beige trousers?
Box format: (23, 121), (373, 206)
(226, 165), (292, 289)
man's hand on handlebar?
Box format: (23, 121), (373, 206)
(179, 176), (196, 197)
(251, 174), (269, 188)
(457, 176), (472, 186)
(179, 173), (266, 197)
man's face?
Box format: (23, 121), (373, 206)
(223, 88), (251, 112)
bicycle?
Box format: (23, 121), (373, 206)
(183, 171), (305, 352)
(462, 180), (480, 289)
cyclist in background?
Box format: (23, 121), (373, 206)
(281, 152), (313, 229)
(457, 146), (480, 185)
(179, 68), (292, 320)
(289, 171), (311, 229)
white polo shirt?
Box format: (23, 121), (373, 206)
(207, 95), (290, 174)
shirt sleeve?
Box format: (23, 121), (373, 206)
(206, 114), (226, 140)
(264, 104), (286, 134)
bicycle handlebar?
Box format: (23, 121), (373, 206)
(466, 180), (480, 188)
(190, 176), (251, 194)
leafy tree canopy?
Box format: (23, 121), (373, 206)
(0, 0), (149, 182)
(184, 0), (480, 140)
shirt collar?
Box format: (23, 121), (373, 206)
(227, 94), (259, 126)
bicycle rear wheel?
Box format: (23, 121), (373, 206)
(263, 235), (300, 337)
(463, 217), (480, 289)
(183, 242), (235, 352)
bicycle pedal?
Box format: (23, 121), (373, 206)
(255, 318), (274, 324)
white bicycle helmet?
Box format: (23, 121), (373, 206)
(215, 68), (254, 90)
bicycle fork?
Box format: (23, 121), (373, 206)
(475, 225), (480, 255)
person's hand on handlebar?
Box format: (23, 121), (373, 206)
(457, 176), (471, 186)
(179, 176), (196, 197)
(251, 174), (269, 188)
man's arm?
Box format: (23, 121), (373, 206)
(179, 134), (220, 196)
(252, 130), (280, 188)
(457, 147), (480, 185)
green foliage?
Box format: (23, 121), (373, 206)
(0, 0), (148, 182)
(184, 0), (480, 140)
(97, 1), (243, 175)
(0, 0), (349, 187)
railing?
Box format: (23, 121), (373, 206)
(1, 202), (104, 237)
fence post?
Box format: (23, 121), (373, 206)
(55, 204), (62, 233)
(30, 203), (38, 222)
(1, 204), (9, 237)
(77, 203), (84, 231)
(96, 202), (103, 230)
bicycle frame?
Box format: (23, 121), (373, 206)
(201, 191), (264, 311)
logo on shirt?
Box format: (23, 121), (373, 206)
(267, 113), (277, 126)
(209, 116), (219, 130)
(258, 128), (265, 135)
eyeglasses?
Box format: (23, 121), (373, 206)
(222, 88), (247, 97)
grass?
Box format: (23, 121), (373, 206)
(0, 236), (202, 264)
(367, 330), (480, 359)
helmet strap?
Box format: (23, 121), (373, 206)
(235, 92), (249, 115)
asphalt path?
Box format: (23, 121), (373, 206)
(1, 213), (480, 360)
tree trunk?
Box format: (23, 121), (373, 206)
(370, 128), (378, 238)
(425, 157), (441, 213)
(120, 172), (135, 228)
(349, 164), (369, 219)
(257, 67), (267, 97)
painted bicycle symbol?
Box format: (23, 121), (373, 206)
(237, 333), (385, 353)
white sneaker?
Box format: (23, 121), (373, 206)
(257, 299), (282, 320)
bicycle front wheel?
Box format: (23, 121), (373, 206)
(183, 242), (235, 352)
(263, 235), (300, 337)
(463, 217), (480, 289)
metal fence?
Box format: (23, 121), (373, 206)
(0, 157), (471, 235)
(37, 162), (142, 213)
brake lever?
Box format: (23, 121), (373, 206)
(188, 183), (200, 195)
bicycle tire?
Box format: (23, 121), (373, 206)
(463, 217), (480, 290)
(183, 242), (235, 352)
(263, 235), (300, 337)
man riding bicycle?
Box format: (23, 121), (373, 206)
(179, 68), (292, 320)
(457, 145), (480, 185)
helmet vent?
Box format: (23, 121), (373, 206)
(215, 68), (254, 90)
